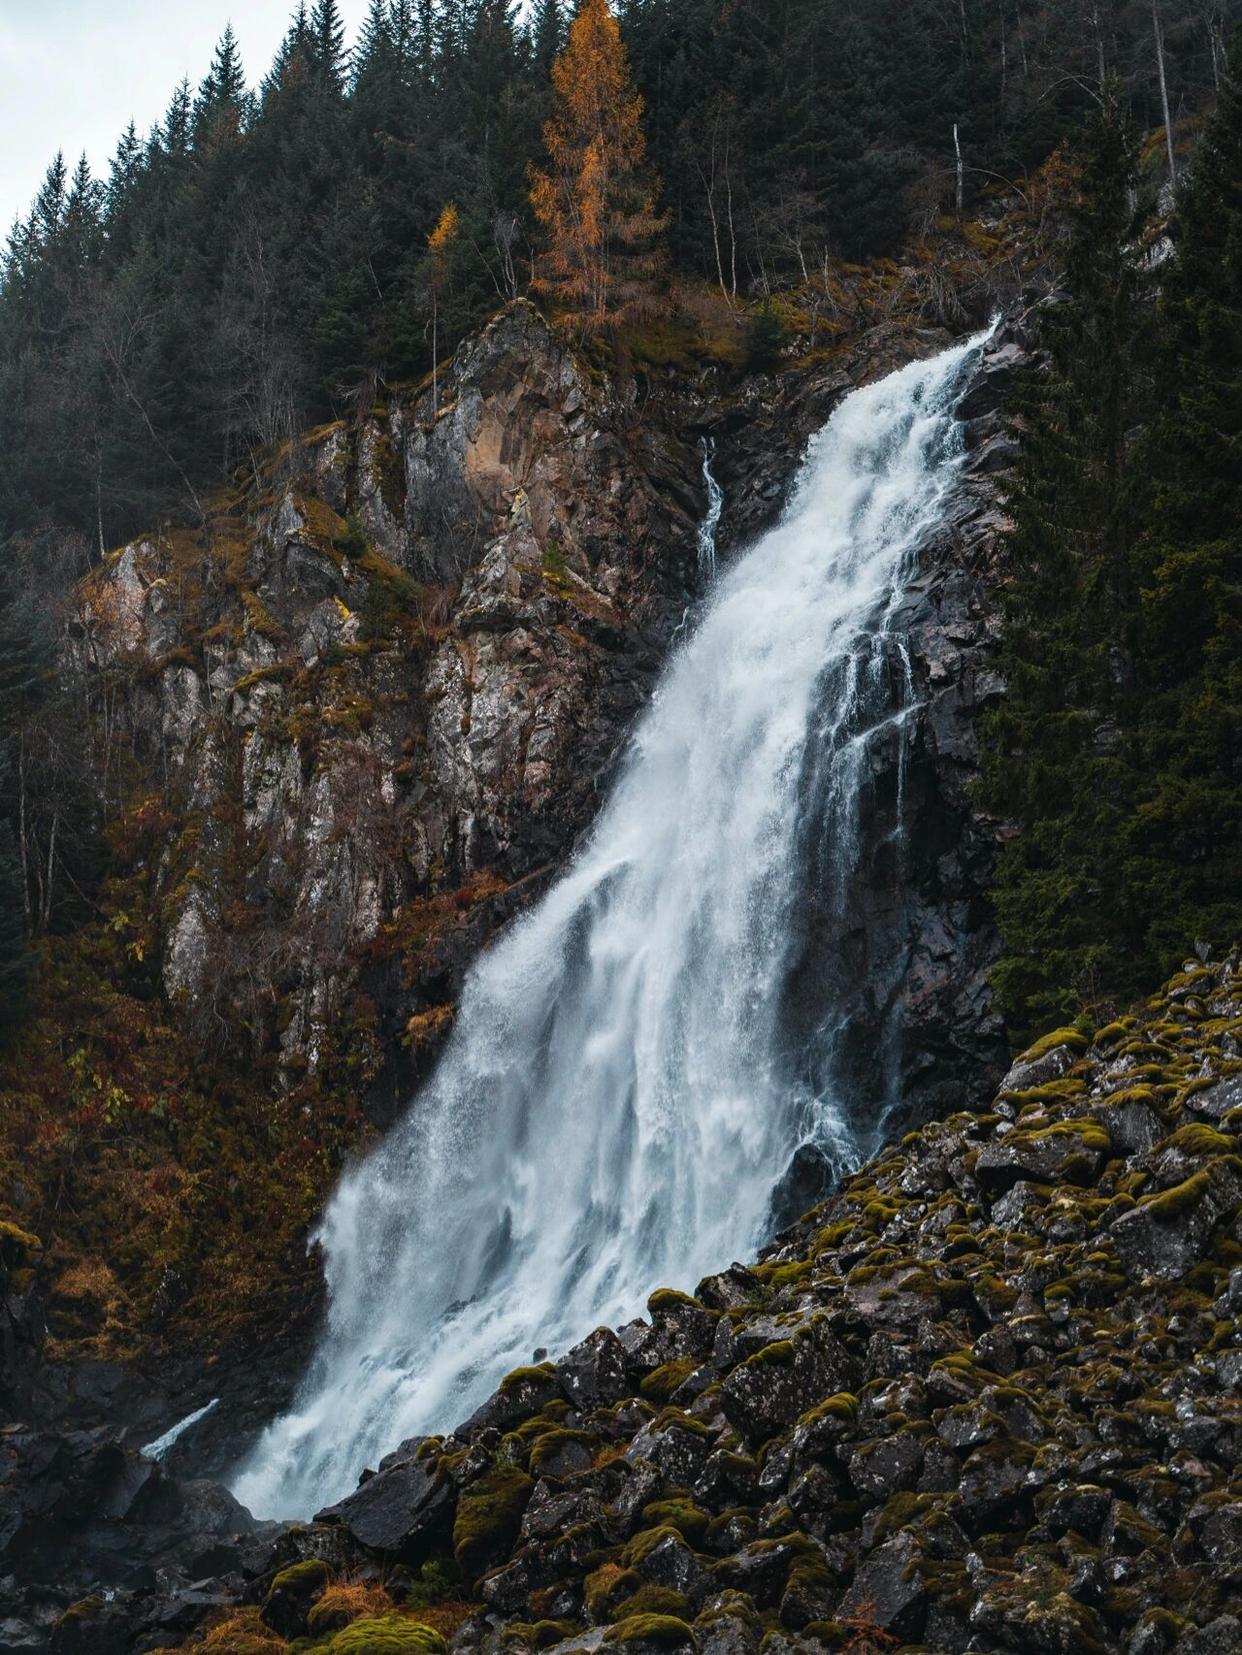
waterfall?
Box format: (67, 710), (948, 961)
(697, 438), (724, 576)
(233, 327), (992, 1519)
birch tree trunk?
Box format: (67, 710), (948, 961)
(1153, 0), (1178, 191)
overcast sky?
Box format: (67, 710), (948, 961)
(0, 0), (375, 232)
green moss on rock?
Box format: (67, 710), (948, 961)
(604, 1615), (697, 1649)
(327, 1615), (449, 1655)
(453, 1467), (534, 1580)
(639, 1360), (698, 1402)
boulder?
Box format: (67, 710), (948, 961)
(317, 1452), (453, 1555)
(556, 1329), (631, 1410)
(1111, 1159), (1242, 1282)
(720, 1324), (857, 1444)
(838, 1532), (926, 1638)
(975, 1122), (1108, 1193)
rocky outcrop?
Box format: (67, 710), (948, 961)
(71, 301), (707, 1119)
(0, 1424), (276, 1652)
(116, 952), (1242, 1655)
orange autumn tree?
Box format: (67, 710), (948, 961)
(426, 201), (461, 412)
(529, 0), (666, 330)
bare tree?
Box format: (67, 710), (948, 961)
(1152, 0), (1178, 190)
(688, 98), (740, 306)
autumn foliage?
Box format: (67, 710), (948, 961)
(529, 0), (665, 329)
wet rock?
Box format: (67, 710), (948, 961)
(713, 1541), (802, 1609)
(846, 1434), (923, 1501)
(969, 1569), (1111, 1654)
(556, 1330), (631, 1410)
(1188, 1075), (1242, 1119)
(975, 1122), (1107, 1192)
(1000, 1041), (1080, 1095)
(1177, 1617), (1242, 1654)
(695, 1268), (762, 1314)
(480, 1545), (560, 1614)
(694, 1608), (758, 1655)
(769, 1145), (836, 1234)
(625, 1418), (711, 1486)
(316, 1450), (452, 1554)
(633, 1534), (712, 1607)
(839, 1532), (926, 1637)
(957, 1441), (1036, 1526)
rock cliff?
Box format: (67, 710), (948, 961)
(2, 303), (1025, 1461)
(70, 305), (1016, 1140)
(71, 301), (707, 1120)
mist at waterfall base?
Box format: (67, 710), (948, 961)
(233, 329), (992, 1519)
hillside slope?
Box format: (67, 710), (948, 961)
(4, 956), (1240, 1653)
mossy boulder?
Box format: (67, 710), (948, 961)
(975, 1121), (1109, 1192)
(604, 1614), (697, 1650)
(1111, 1157), (1242, 1281)
(453, 1467), (535, 1582)
(640, 1360), (699, 1403)
(260, 1558), (331, 1637)
(327, 1615), (449, 1655)
(720, 1322), (857, 1443)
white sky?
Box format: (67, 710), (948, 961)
(0, 0), (374, 232)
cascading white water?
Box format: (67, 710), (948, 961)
(234, 327), (992, 1519)
(697, 437), (724, 576)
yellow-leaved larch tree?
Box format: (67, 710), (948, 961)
(529, 0), (666, 330)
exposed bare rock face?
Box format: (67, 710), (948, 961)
(70, 303), (1019, 1139)
(71, 302), (708, 1120)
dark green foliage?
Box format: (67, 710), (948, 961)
(1, 0), (1227, 558)
(981, 93), (1155, 1038)
(0, 796), (32, 1039)
(743, 305), (785, 373)
(0, 561), (99, 1041)
(983, 46), (1242, 1040)
(1129, 31), (1242, 972)
(0, 572), (52, 1040)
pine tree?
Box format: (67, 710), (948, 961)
(1128, 32), (1242, 964)
(31, 154), (67, 248)
(265, 5), (311, 96)
(195, 25), (249, 143)
(390, 0), (418, 70)
(532, 0), (565, 74)
(106, 123), (143, 218)
(354, 0), (395, 88)
(980, 95), (1153, 1037)
(310, 0), (350, 89)
(163, 80), (194, 157)
(529, 0), (666, 328)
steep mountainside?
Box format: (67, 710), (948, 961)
(0, 282), (1027, 1458)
